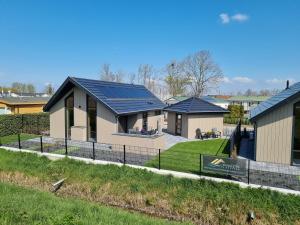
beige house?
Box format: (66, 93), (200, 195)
(164, 97), (229, 139)
(43, 77), (166, 149)
(250, 81), (300, 165)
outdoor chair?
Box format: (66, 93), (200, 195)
(212, 128), (221, 138)
(196, 128), (207, 139)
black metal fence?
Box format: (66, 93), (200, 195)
(1, 133), (300, 192)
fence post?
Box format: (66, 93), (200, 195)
(123, 145), (126, 165)
(199, 154), (202, 175)
(40, 136), (43, 153)
(18, 133), (21, 149)
(247, 159), (250, 184)
(92, 142), (95, 160)
(158, 149), (161, 170)
(65, 139), (68, 155)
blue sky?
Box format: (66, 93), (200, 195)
(0, 0), (299, 93)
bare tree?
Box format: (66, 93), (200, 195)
(44, 83), (54, 95)
(244, 89), (257, 96)
(183, 51), (223, 97)
(100, 64), (115, 81)
(128, 73), (136, 84)
(27, 84), (36, 94)
(164, 60), (188, 96)
(137, 64), (154, 86)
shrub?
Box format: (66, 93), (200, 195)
(0, 113), (49, 137)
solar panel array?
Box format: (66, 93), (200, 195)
(250, 82), (300, 120)
(72, 77), (166, 114)
(164, 97), (229, 114)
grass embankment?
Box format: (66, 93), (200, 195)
(0, 149), (300, 225)
(0, 182), (187, 225)
(146, 139), (229, 173)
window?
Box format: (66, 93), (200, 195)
(65, 93), (74, 139)
(155, 110), (161, 116)
(293, 102), (300, 165)
(87, 95), (97, 142)
(142, 112), (148, 131)
(175, 114), (182, 135)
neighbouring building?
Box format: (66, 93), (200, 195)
(164, 96), (189, 106)
(164, 97), (229, 139)
(228, 96), (269, 116)
(201, 96), (229, 109)
(0, 97), (50, 114)
(43, 77), (166, 149)
(250, 81), (300, 165)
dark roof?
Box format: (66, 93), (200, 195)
(0, 97), (50, 105)
(44, 77), (166, 115)
(164, 97), (229, 114)
(250, 82), (300, 121)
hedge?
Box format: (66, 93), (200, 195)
(223, 116), (251, 125)
(0, 113), (49, 137)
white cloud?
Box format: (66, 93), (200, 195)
(266, 78), (295, 85)
(221, 76), (232, 83)
(231, 13), (249, 23)
(232, 76), (254, 83)
(219, 13), (230, 24)
(219, 13), (249, 24)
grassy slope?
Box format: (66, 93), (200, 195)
(0, 149), (299, 225)
(0, 133), (38, 145)
(146, 139), (229, 173)
(0, 182), (188, 225)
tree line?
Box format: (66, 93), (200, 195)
(100, 50), (224, 99)
(0, 82), (55, 95)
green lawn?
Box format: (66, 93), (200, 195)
(0, 182), (187, 225)
(0, 133), (38, 145)
(0, 148), (299, 225)
(146, 139), (229, 174)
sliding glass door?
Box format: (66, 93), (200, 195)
(175, 114), (182, 136)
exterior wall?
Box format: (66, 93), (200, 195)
(167, 112), (176, 135)
(147, 111), (163, 132)
(96, 102), (118, 143)
(181, 114), (189, 138)
(254, 96), (300, 164)
(187, 114), (224, 139)
(10, 104), (44, 114)
(73, 87), (87, 127)
(49, 96), (65, 139)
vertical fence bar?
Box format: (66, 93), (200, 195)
(40, 136), (43, 153)
(247, 159), (250, 184)
(158, 149), (161, 170)
(65, 139), (68, 155)
(123, 145), (126, 165)
(92, 142), (95, 160)
(199, 154), (202, 175)
(18, 133), (21, 149)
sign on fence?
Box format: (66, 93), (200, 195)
(201, 155), (247, 176)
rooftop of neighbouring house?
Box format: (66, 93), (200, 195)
(250, 81), (300, 121)
(201, 96), (229, 104)
(228, 95), (270, 102)
(0, 97), (50, 105)
(44, 77), (166, 115)
(164, 97), (229, 114)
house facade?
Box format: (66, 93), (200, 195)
(0, 97), (50, 115)
(44, 77), (166, 149)
(250, 82), (300, 165)
(228, 96), (269, 116)
(164, 97), (229, 139)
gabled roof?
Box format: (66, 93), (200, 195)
(0, 97), (50, 105)
(250, 82), (300, 121)
(164, 97), (229, 114)
(165, 96), (189, 102)
(228, 96), (269, 102)
(201, 96), (229, 104)
(44, 77), (166, 115)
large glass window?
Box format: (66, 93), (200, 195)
(293, 102), (300, 165)
(142, 112), (148, 131)
(65, 93), (74, 139)
(87, 95), (97, 142)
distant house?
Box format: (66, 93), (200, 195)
(164, 97), (229, 139)
(43, 77), (166, 149)
(165, 95), (229, 109)
(250, 81), (300, 165)
(0, 97), (50, 115)
(228, 96), (269, 115)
